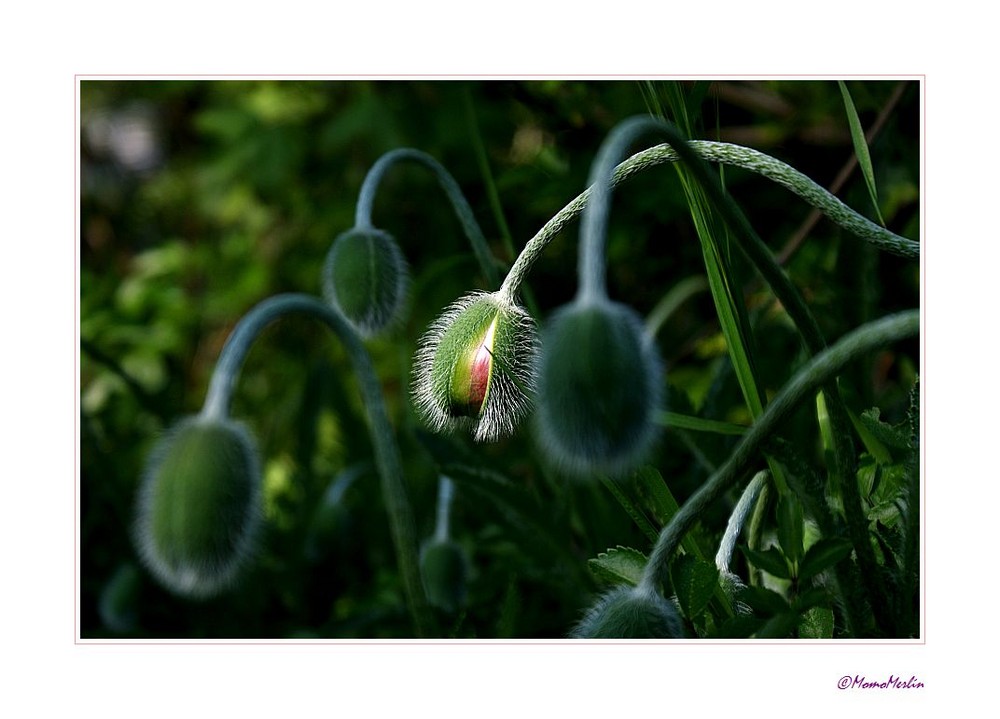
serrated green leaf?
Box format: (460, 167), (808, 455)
(860, 407), (912, 451)
(838, 80), (885, 226)
(739, 586), (791, 617)
(587, 546), (647, 587)
(670, 554), (719, 621)
(777, 494), (805, 566)
(741, 546), (791, 579)
(798, 606), (834, 639)
(798, 537), (853, 581)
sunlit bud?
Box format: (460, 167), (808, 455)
(134, 416), (262, 599)
(322, 227), (409, 336)
(420, 539), (468, 613)
(570, 585), (683, 638)
(536, 298), (663, 477)
(413, 292), (538, 442)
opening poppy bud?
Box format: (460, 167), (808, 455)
(413, 292), (538, 442)
(536, 298), (663, 477)
(420, 539), (468, 613)
(322, 227), (408, 337)
(134, 416), (263, 599)
(570, 585), (684, 639)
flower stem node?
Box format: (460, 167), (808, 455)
(536, 298), (663, 478)
(419, 539), (468, 613)
(570, 585), (684, 639)
(322, 227), (409, 337)
(134, 416), (263, 599)
(413, 292), (538, 442)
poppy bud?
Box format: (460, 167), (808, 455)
(570, 585), (683, 638)
(413, 292), (538, 442)
(134, 416), (262, 598)
(420, 539), (468, 613)
(322, 227), (408, 336)
(536, 298), (663, 477)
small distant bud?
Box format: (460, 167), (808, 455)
(322, 227), (409, 336)
(413, 292), (538, 442)
(98, 563), (141, 634)
(420, 539), (468, 613)
(536, 298), (663, 477)
(570, 585), (684, 639)
(134, 416), (263, 599)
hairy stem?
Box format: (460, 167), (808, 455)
(201, 293), (434, 637)
(499, 139), (917, 302)
(637, 310), (919, 594)
(354, 148), (498, 288)
(434, 475), (456, 543)
(715, 470), (769, 574)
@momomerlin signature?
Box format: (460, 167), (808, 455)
(838, 675), (924, 690)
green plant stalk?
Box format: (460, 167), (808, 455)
(201, 293), (434, 637)
(637, 310), (919, 595)
(498, 139), (917, 302)
(354, 148), (499, 289)
(715, 470), (769, 574)
(434, 475), (456, 543)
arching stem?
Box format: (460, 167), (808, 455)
(201, 293), (434, 637)
(354, 148), (499, 288)
(637, 310), (919, 594)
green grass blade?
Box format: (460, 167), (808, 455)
(656, 410), (747, 436)
(838, 81), (885, 226)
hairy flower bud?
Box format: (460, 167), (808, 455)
(420, 539), (468, 613)
(536, 298), (663, 477)
(570, 585), (684, 639)
(413, 292), (538, 442)
(322, 227), (408, 336)
(134, 416), (262, 598)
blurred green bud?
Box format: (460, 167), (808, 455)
(413, 292), (538, 442)
(322, 227), (409, 336)
(134, 416), (262, 599)
(420, 539), (468, 613)
(98, 563), (141, 634)
(570, 586), (683, 638)
(536, 299), (663, 477)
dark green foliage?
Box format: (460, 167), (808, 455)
(80, 80), (919, 638)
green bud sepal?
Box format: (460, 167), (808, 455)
(413, 291), (538, 442)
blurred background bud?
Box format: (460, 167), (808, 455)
(322, 227), (409, 336)
(420, 539), (468, 613)
(536, 299), (663, 477)
(134, 416), (263, 599)
(570, 585), (683, 638)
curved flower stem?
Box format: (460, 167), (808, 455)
(499, 139), (918, 302)
(433, 475), (456, 543)
(354, 148), (499, 289)
(637, 309), (919, 595)
(715, 470), (769, 574)
(201, 293), (434, 637)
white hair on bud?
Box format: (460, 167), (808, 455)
(133, 415), (263, 599)
(412, 291), (539, 443)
